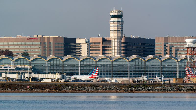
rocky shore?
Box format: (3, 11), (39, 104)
(0, 82), (196, 93)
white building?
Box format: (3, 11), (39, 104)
(76, 38), (90, 56)
(110, 9), (124, 56)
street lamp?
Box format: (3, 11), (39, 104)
(132, 66), (133, 78)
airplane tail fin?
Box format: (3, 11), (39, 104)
(94, 67), (98, 75)
(89, 67), (98, 78)
(88, 68), (96, 75)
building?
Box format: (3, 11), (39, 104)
(90, 9), (154, 57)
(90, 37), (112, 56)
(121, 36), (155, 57)
(76, 38), (90, 56)
(155, 36), (196, 57)
(0, 35), (76, 57)
(0, 55), (187, 79)
(63, 37), (76, 56)
(90, 36), (155, 57)
(110, 9), (124, 56)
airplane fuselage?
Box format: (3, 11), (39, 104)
(71, 67), (99, 81)
(71, 75), (92, 81)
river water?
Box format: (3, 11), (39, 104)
(0, 93), (196, 110)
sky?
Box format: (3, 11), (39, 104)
(0, 0), (196, 39)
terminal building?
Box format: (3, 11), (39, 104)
(0, 54), (186, 80)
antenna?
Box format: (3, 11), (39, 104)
(113, 7), (115, 10)
(121, 7), (122, 10)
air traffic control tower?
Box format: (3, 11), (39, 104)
(110, 9), (124, 56)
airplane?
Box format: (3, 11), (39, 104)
(133, 75), (147, 83)
(137, 75), (147, 81)
(71, 67), (99, 81)
(152, 75), (162, 82)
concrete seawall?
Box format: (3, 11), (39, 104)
(0, 82), (196, 93)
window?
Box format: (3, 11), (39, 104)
(90, 49), (100, 51)
(90, 46), (100, 48)
(93, 42), (100, 44)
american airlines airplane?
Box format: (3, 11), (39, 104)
(71, 68), (99, 81)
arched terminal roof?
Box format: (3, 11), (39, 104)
(177, 55), (187, 61)
(79, 56), (96, 61)
(145, 55), (161, 62)
(0, 55), (13, 61)
(0, 55), (188, 63)
(13, 55), (31, 61)
(112, 55), (128, 62)
(161, 55), (178, 62)
(62, 55), (80, 61)
(128, 55), (145, 61)
(47, 55), (63, 61)
(29, 55), (47, 61)
(95, 55), (112, 61)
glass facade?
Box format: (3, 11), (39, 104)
(113, 58), (128, 78)
(47, 58), (63, 74)
(31, 58), (47, 74)
(0, 55), (188, 78)
(0, 58), (12, 65)
(80, 58), (96, 75)
(162, 58), (177, 78)
(63, 58), (79, 76)
(129, 58), (145, 78)
(146, 58), (161, 78)
(178, 58), (186, 78)
(97, 58), (112, 78)
(14, 58), (30, 66)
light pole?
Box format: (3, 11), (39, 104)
(108, 65), (109, 78)
(147, 66), (149, 79)
(101, 65), (103, 78)
(132, 65), (133, 78)
(128, 63), (130, 83)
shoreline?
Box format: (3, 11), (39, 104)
(0, 90), (195, 93)
(0, 82), (196, 93)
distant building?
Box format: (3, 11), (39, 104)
(63, 37), (76, 56)
(155, 36), (196, 57)
(90, 36), (155, 57)
(90, 37), (112, 56)
(76, 38), (90, 56)
(121, 36), (155, 57)
(0, 35), (76, 57)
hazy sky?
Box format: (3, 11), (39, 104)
(0, 0), (196, 39)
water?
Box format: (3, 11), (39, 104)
(0, 93), (196, 110)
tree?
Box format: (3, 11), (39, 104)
(21, 52), (29, 57)
(0, 49), (13, 56)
